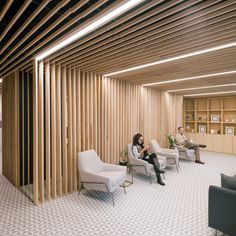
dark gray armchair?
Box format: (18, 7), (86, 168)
(208, 185), (236, 236)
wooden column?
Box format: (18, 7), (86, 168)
(33, 59), (39, 205)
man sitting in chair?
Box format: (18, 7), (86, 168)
(175, 126), (206, 164)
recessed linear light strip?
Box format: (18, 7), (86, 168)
(104, 42), (236, 77)
(184, 91), (236, 97)
(36, 0), (143, 61)
(167, 83), (236, 93)
(142, 70), (236, 87)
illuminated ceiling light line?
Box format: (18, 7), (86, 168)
(141, 70), (236, 87)
(167, 83), (236, 93)
(184, 91), (236, 97)
(36, 0), (143, 61)
(104, 42), (236, 77)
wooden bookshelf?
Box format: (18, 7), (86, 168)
(183, 96), (236, 154)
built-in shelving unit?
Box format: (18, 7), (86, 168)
(183, 96), (236, 154)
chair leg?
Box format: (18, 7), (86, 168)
(78, 183), (83, 195)
(215, 229), (217, 236)
(177, 161), (180, 168)
(174, 159), (179, 172)
(162, 173), (165, 179)
(123, 182), (127, 194)
(110, 192), (115, 206)
(149, 174), (152, 184)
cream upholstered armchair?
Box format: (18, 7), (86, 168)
(175, 145), (195, 163)
(77, 149), (127, 205)
(150, 140), (180, 172)
(127, 144), (166, 183)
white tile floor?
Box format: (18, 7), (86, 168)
(0, 150), (235, 236)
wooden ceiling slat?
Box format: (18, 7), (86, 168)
(0, 0), (72, 64)
(54, 0), (233, 66)
(62, 15), (236, 67)
(49, 0), (185, 61)
(86, 46), (236, 77)
(0, 0), (13, 22)
(72, 32), (236, 72)
(0, 0), (32, 41)
(58, 9), (236, 65)
(1, 0), (236, 96)
(0, 0), (123, 77)
(0, 0), (50, 55)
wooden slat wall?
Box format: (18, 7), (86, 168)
(2, 64), (182, 205)
(28, 63), (182, 204)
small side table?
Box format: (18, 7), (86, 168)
(118, 163), (134, 188)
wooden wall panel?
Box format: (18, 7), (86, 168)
(2, 72), (19, 187)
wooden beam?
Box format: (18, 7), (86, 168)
(45, 61), (51, 201)
(0, 1), (32, 41)
(56, 65), (62, 196)
(0, 0), (13, 22)
(38, 60), (44, 203)
(51, 63), (57, 199)
(33, 59), (39, 206)
(61, 66), (68, 194)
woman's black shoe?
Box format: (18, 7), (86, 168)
(157, 180), (165, 186)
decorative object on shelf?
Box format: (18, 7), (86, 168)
(186, 125), (190, 130)
(225, 127), (234, 135)
(199, 125), (206, 134)
(198, 116), (202, 121)
(211, 115), (220, 123)
(203, 115), (207, 121)
(192, 129), (195, 133)
(210, 129), (215, 134)
(192, 114), (195, 120)
(186, 115), (190, 121)
(232, 119), (236, 122)
(217, 130), (221, 134)
(119, 148), (128, 166)
(225, 119), (229, 122)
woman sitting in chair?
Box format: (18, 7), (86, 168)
(132, 133), (165, 186)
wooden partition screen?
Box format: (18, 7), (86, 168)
(2, 63), (183, 205)
(30, 62), (182, 205)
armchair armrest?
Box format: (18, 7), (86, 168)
(102, 163), (126, 172)
(157, 151), (177, 159)
(160, 148), (178, 154)
(129, 157), (150, 172)
(80, 170), (111, 189)
(209, 186), (236, 235)
(176, 146), (188, 152)
(156, 155), (166, 165)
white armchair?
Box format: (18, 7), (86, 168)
(127, 144), (166, 184)
(150, 140), (180, 172)
(176, 146), (195, 163)
(77, 149), (127, 205)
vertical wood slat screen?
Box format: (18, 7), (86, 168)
(31, 63), (182, 205)
(1, 65), (183, 205)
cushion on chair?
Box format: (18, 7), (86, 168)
(221, 174), (236, 191)
(98, 171), (126, 187)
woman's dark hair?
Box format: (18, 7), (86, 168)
(132, 133), (143, 146)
